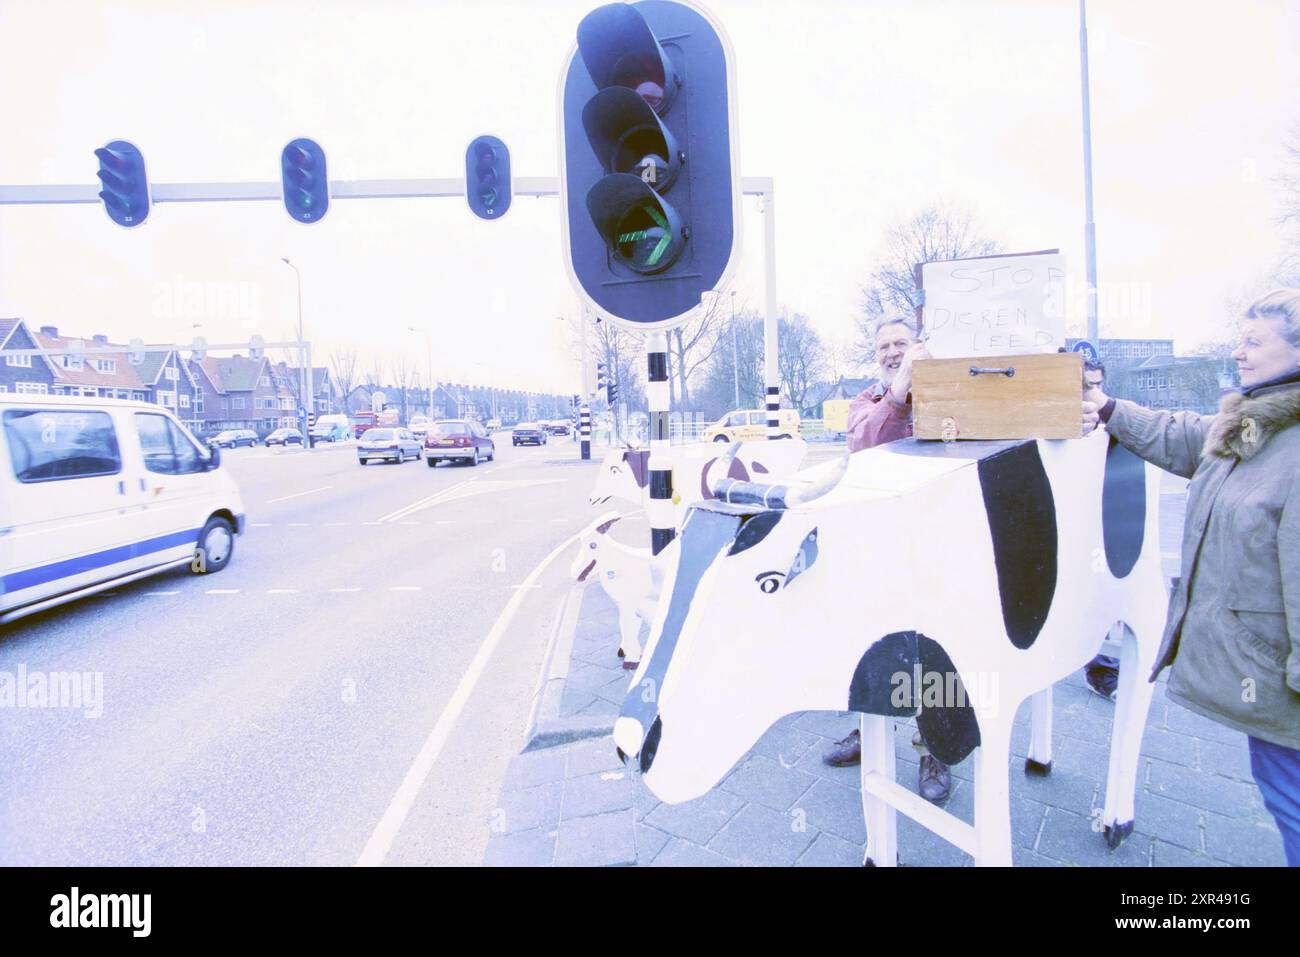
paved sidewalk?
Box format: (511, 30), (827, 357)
(485, 476), (1287, 866)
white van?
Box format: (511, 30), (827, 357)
(0, 394), (246, 624)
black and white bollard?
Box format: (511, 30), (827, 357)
(646, 332), (674, 555)
(579, 403), (591, 461)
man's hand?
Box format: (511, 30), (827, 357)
(1083, 385), (1109, 407)
(888, 343), (931, 404)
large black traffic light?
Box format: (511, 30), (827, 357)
(281, 138), (329, 224)
(561, 1), (740, 330)
(466, 135), (512, 220)
(94, 140), (150, 228)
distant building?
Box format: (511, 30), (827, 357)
(189, 355), (298, 436)
(0, 318), (58, 395)
(1067, 337), (1236, 415)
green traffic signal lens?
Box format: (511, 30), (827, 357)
(479, 188), (499, 207)
(614, 202), (678, 272)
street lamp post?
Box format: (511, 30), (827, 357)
(280, 257), (312, 447)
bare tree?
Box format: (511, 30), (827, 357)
(330, 347), (360, 414)
(778, 313), (832, 415)
(361, 358), (386, 410)
(590, 316), (646, 414)
(1277, 126), (1300, 275)
(666, 293), (729, 409)
(390, 354), (417, 423)
(856, 201), (1001, 363)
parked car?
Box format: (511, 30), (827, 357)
(424, 419), (495, 467)
(0, 394), (245, 624)
(265, 428), (305, 447)
(210, 429), (258, 449)
(512, 422), (548, 446)
(705, 409), (802, 442)
(357, 428), (422, 465)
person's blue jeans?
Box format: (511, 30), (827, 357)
(1249, 736), (1300, 866)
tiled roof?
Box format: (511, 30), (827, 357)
(196, 355), (267, 393)
(0, 318), (19, 347)
(35, 333), (146, 389)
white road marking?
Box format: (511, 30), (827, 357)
(266, 486), (332, 504)
(376, 482), (468, 524)
(357, 530), (580, 867)
(330, 587), (362, 593)
(206, 589), (240, 595)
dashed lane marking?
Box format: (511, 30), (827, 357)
(266, 486), (333, 505)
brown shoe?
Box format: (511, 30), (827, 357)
(823, 728), (861, 767)
(919, 754), (951, 804)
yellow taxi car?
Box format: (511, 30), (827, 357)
(704, 408), (801, 442)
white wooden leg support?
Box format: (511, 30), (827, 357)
(859, 715), (897, 867)
(1026, 687), (1054, 773)
(972, 718), (1015, 866)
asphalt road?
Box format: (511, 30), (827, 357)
(0, 432), (599, 865)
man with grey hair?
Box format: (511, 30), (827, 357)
(824, 317), (953, 805)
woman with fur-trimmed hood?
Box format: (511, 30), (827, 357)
(1083, 288), (1300, 866)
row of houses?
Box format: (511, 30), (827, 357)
(0, 319), (335, 437)
(1, 318), (579, 436)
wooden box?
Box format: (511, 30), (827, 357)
(912, 352), (1083, 440)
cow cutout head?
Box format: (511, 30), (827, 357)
(615, 500), (850, 803)
(572, 511), (622, 582)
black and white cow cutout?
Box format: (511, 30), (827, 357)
(614, 431), (1166, 867)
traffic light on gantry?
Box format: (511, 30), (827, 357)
(561, 1), (740, 330)
(466, 135), (512, 220)
(281, 138), (329, 223)
(94, 140), (150, 228)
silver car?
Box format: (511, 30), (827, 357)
(357, 428), (423, 465)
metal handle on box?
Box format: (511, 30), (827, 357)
(969, 365), (1016, 378)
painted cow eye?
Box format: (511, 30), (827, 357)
(589, 541), (598, 549)
(755, 571), (785, 594)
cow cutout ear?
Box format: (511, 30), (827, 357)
(595, 516), (621, 535)
(624, 449), (650, 489)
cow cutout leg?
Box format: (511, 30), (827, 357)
(1026, 688), (1053, 774)
(860, 714), (897, 867)
(617, 606), (643, 665)
(1102, 622), (1154, 847)
(972, 713), (1015, 866)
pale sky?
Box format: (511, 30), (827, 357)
(2, 0), (1297, 393)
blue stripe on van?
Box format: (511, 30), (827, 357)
(1, 528), (201, 595)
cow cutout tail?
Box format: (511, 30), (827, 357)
(848, 630), (981, 766)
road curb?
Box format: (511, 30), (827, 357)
(522, 583), (610, 752)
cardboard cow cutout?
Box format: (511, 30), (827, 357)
(579, 440), (809, 666)
(614, 432), (1167, 866)
(590, 440), (808, 511)
(572, 512), (657, 665)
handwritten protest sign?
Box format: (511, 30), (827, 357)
(920, 251), (1066, 359)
